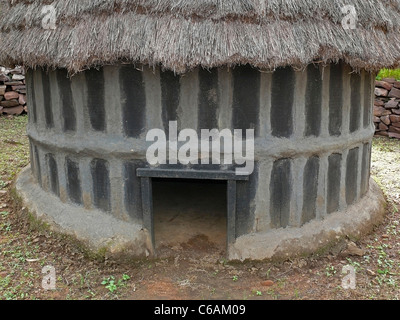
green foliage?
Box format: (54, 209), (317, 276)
(325, 265), (337, 277)
(101, 274), (130, 294)
(376, 69), (400, 81)
(0, 116), (30, 184)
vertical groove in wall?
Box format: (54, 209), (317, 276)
(350, 73), (361, 133)
(293, 70), (307, 138)
(48, 71), (62, 133)
(346, 147), (359, 205)
(143, 67), (163, 131)
(46, 153), (60, 197)
(198, 68), (219, 131)
(259, 72), (272, 137)
(305, 64), (322, 137)
(364, 71), (372, 128)
(316, 155), (328, 219)
(270, 158), (292, 228)
(356, 143), (363, 203)
(367, 143), (372, 193)
(56, 153), (68, 202)
(271, 67), (294, 138)
(235, 162), (258, 237)
(91, 159), (111, 212)
(161, 70), (181, 134)
(41, 69), (54, 129)
(39, 147), (49, 191)
(320, 66), (330, 138)
(86, 68), (106, 132)
(327, 153), (341, 214)
(291, 157), (305, 227)
(70, 72), (86, 136)
(360, 143), (371, 197)
(178, 68), (199, 132)
(109, 159), (126, 220)
(232, 65), (260, 136)
(341, 65), (352, 136)
(253, 160), (272, 232)
(79, 158), (93, 210)
(339, 149), (349, 210)
(120, 65), (146, 138)
(33, 145), (42, 187)
(32, 68), (45, 129)
(103, 66), (122, 136)
(329, 63), (343, 136)
(124, 160), (143, 221)
(26, 69), (37, 124)
(217, 68), (233, 130)
(57, 69), (77, 132)
(65, 157), (83, 205)
(302, 156), (320, 225)
(359, 70), (366, 133)
(29, 140), (35, 177)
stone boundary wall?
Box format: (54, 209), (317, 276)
(0, 66), (27, 116)
(374, 78), (400, 139)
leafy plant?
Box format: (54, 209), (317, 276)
(101, 276), (118, 293)
(325, 265), (337, 277)
(101, 274), (130, 294)
(0, 180), (7, 189)
(376, 68), (400, 81)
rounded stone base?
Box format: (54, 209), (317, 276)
(229, 179), (386, 261)
(14, 165), (386, 261)
(14, 166), (153, 259)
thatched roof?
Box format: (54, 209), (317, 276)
(0, 0), (399, 74)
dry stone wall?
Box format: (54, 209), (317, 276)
(374, 78), (400, 139)
(0, 66), (27, 116)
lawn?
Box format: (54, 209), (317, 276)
(0, 116), (30, 190)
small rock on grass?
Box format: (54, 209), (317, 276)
(342, 241), (365, 257)
(261, 280), (274, 287)
(366, 269), (376, 276)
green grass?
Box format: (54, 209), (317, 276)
(0, 115), (29, 189)
(376, 69), (400, 81)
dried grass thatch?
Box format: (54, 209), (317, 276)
(0, 0), (399, 73)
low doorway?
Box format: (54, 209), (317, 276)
(153, 178), (227, 255)
(137, 168), (248, 257)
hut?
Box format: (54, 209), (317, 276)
(1, 0), (399, 260)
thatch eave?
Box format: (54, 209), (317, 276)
(0, 0), (399, 73)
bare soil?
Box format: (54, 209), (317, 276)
(1, 119), (400, 300)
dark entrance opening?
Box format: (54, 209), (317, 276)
(137, 168), (249, 257)
(152, 178), (227, 256)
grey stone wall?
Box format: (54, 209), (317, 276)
(0, 66), (27, 116)
(373, 78), (400, 139)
